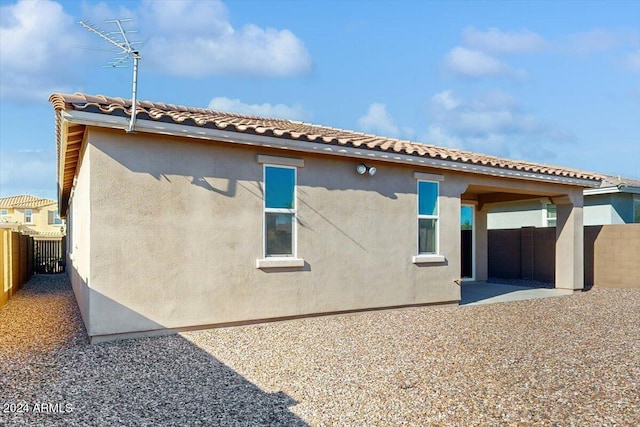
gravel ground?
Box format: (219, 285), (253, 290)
(1, 275), (639, 426)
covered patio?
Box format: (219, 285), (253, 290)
(460, 178), (585, 292)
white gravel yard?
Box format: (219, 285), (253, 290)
(1, 275), (639, 426)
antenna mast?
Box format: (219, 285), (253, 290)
(78, 19), (142, 133)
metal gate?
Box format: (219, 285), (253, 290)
(33, 239), (66, 274)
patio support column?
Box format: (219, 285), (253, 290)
(475, 206), (489, 282)
(552, 190), (584, 292)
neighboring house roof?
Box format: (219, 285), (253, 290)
(0, 195), (56, 209)
(50, 92), (603, 213)
(585, 175), (640, 195)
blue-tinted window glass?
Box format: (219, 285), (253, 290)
(418, 181), (438, 216)
(54, 210), (63, 225)
(265, 166), (295, 209)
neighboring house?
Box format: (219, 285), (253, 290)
(0, 195), (65, 239)
(583, 175), (640, 225)
(50, 93), (601, 342)
(487, 175), (640, 229)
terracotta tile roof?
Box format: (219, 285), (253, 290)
(0, 195), (56, 209)
(49, 92), (602, 182)
(600, 175), (640, 188)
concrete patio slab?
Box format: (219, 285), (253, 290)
(460, 282), (575, 305)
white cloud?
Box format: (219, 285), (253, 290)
(0, 149), (57, 199)
(430, 90), (461, 111)
(462, 27), (546, 54)
(357, 103), (401, 137)
(0, 0), (82, 100)
(444, 47), (515, 78)
(208, 97), (308, 120)
(625, 50), (640, 72)
(567, 29), (618, 56)
(0, 0), (313, 101)
(138, 0), (312, 77)
(141, 0), (231, 37)
(425, 90), (572, 161)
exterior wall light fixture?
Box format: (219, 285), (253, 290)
(356, 164), (377, 176)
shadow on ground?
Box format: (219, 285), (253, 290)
(0, 275), (307, 427)
(460, 281), (571, 305)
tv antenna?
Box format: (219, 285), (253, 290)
(78, 19), (142, 133)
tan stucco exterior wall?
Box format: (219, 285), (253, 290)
(72, 129), (467, 338)
(67, 127), (588, 340)
(67, 141), (92, 331)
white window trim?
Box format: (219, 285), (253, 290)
(257, 164), (305, 268)
(414, 179), (443, 264)
(0, 209), (7, 216)
(257, 154), (304, 168)
(412, 254), (446, 264)
(256, 258), (305, 268)
(24, 209), (33, 224)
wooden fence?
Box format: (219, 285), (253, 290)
(1, 229), (34, 307)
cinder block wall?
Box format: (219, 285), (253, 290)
(591, 224), (640, 289)
(488, 227), (554, 283)
(489, 224), (640, 289)
(487, 229), (521, 278)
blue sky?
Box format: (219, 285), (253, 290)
(1, 0), (639, 200)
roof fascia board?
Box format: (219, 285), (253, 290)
(58, 111), (70, 200)
(63, 110), (600, 188)
(584, 186), (640, 195)
(584, 187), (620, 195)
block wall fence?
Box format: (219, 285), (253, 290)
(488, 224), (640, 289)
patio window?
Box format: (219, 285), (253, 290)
(25, 209), (33, 223)
(264, 165), (296, 257)
(417, 180), (439, 255)
(545, 204), (557, 227)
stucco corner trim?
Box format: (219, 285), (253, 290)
(412, 254), (446, 264)
(414, 172), (445, 182)
(256, 155), (304, 168)
(256, 258), (306, 269)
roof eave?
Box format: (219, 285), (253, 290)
(56, 111), (87, 217)
(584, 185), (640, 195)
(61, 109), (601, 190)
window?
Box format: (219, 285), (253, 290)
(0, 209), (7, 216)
(634, 196), (640, 223)
(417, 181), (439, 254)
(264, 165), (296, 257)
(48, 210), (63, 225)
(546, 204), (557, 227)
(25, 209), (33, 223)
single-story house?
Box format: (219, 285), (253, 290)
(488, 175), (640, 229)
(50, 93), (602, 342)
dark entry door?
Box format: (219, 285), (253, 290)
(461, 205), (474, 279)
